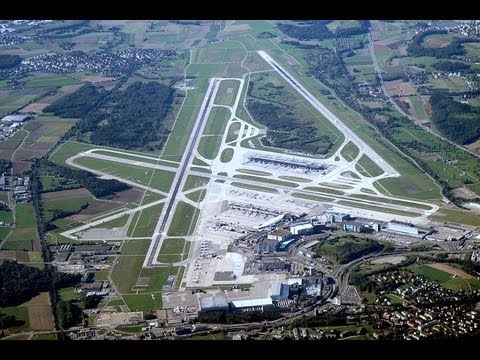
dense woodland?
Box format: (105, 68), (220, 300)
(432, 60), (470, 72)
(246, 100), (332, 155)
(0, 261), (80, 308)
(44, 83), (106, 118)
(0, 159), (12, 174)
(46, 81), (174, 150)
(278, 20), (369, 41)
(38, 160), (130, 198)
(407, 30), (475, 58)
(0, 54), (22, 70)
(313, 236), (384, 264)
(90, 81), (173, 149)
(430, 92), (480, 145)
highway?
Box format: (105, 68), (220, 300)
(143, 78), (221, 267)
(257, 50), (399, 177)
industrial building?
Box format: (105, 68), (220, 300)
(290, 220), (315, 236)
(198, 294), (229, 313)
(267, 229), (291, 241)
(425, 225), (470, 242)
(387, 220), (419, 235)
(269, 282), (290, 301)
(257, 239), (278, 254)
(342, 221), (366, 233)
(230, 298), (274, 312)
(326, 212), (350, 223)
(1, 114), (32, 123)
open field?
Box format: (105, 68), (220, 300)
(350, 194), (432, 210)
(185, 189), (206, 203)
(73, 157), (175, 192)
(428, 263), (473, 279)
(231, 182), (278, 194)
(304, 186), (344, 195)
(233, 174), (298, 188)
(220, 148), (234, 163)
(409, 264), (480, 291)
(291, 192), (334, 203)
(41, 188), (93, 223)
(198, 135), (222, 160)
(214, 80), (240, 106)
(337, 200), (421, 217)
(121, 239), (150, 256)
(128, 203), (164, 237)
(226, 122), (241, 143)
(203, 107), (231, 135)
(2, 203), (39, 251)
(429, 208), (480, 227)
(111, 254), (145, 294)
(183, 175), (209, 192)
(340, 141), (360, 162)
(167, 201), (200, 236)
(355, 155), (384, 177)
(40, 176), (80, 192)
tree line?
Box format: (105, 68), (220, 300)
(38, 159), (130, 199)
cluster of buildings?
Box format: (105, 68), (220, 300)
(371, 270), (480, 339)
(0, 48), (175, 80)
(0, 114), (33, 141)
(52, 243), (119, 274)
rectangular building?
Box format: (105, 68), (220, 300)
(342, 221), (365, 233)
(387, 220), (419, 235)
(267, 229), (291, 242)
(290, 221), (314, 236)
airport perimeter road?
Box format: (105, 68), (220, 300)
(143, 78), (221, 267)
(257, 50), (399, 177)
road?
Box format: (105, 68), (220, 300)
(257, 50), (399, 177)
(143, 78), (221, 267)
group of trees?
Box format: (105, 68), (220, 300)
(0, 260), (80, 308)
(430, 91), (480, 145)
(194, 310), (283, 324)
(38, 160), (130, 199)
(0, 159), (12, 174)
(0, 54), (22, 70)
(48, 81), (174, 151)
(246, 100), (332, 155)
(314, 236), (384, 264)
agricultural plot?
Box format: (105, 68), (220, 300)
(41, 188), (93, 223)
(2, 203), (39, 251)
(409, 264), (480, 291)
